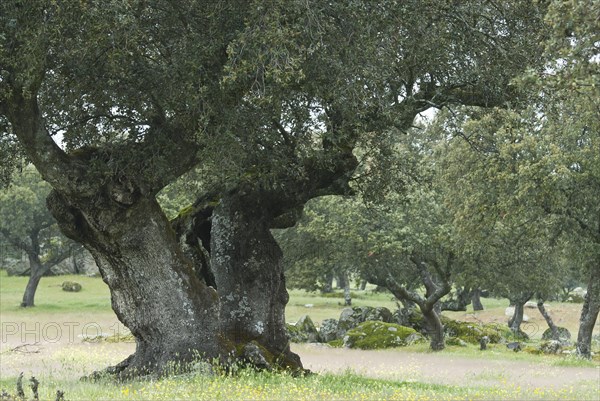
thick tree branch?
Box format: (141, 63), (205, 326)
(5, 94), (74, 190)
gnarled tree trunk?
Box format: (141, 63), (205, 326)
(48, 190), (227, 376)
(210, 193), (302, 371)
(576, 267), (600, 359)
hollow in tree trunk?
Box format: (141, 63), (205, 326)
(576, 267), (600, 359)
(47, 190), (227, 377)
(210, 193), (302, 371)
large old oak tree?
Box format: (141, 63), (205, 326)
(1, 0), (548, 375)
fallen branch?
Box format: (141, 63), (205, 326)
(4, 343), (42, 354)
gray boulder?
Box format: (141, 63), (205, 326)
(539, 340), (562, 355)
(61, 281), (82, 292)
(287, 315), (319, 343)
(319, 318), (339, 342)
(337, 306), (371, 338)
(365, 306), (393, 323)
(541, 326), (571, 343)
(4, 258), (29, 276)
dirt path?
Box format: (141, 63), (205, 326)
(292, 344), (600, 393)
(1, 339), (598, 395)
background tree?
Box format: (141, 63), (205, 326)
(435, 0), (600, 353)
(438, 106), (570, 338)
(538, 0), (600, 359)
(0, 166), (75, 307)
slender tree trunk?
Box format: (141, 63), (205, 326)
(359, 279), (367, 291)
(472, 289), (484, 311)
(321, 272), (333, 293)
(343, 271), (352, 306)
(576, 267), (600, 359)
(210, 194), (302, 371)
(336, 271), (347, 290)
(20, 256), (48, 307)
(508, 294), (532, 339)
(537, 299), (560, 341)
(509, 302), (524, 330)
(422, 307), (445, 351)
(47, 191), (226, 376)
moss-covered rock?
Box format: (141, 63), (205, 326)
(286, 315), (319, 343)
(342, 321), (425, 349)
(443, 320), (510, 344)
(523, 346), (542, 355)
(539, 340), (563, 354)
(337, 306), (372, 338)
(446, 337), (468, 347)
(541, 327), (571, 342)
(406, 309), (425, 332)
(61, 281), (82, 292)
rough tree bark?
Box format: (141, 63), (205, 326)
(48, 191), (227, 376)
(422, 307), (445, 351)
(576, 267), (600, 359)
(172, 145), (357, 371)
(210, 192), (302, 370)
(4, 71), (234, 375)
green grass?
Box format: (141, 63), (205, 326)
(1, 270), (599, 401)
(0, 270), (112, 314)
(0, 368), (593, 401)
(286, 289), (398, 324)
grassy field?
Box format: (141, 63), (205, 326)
(1, 270), (598, 401)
